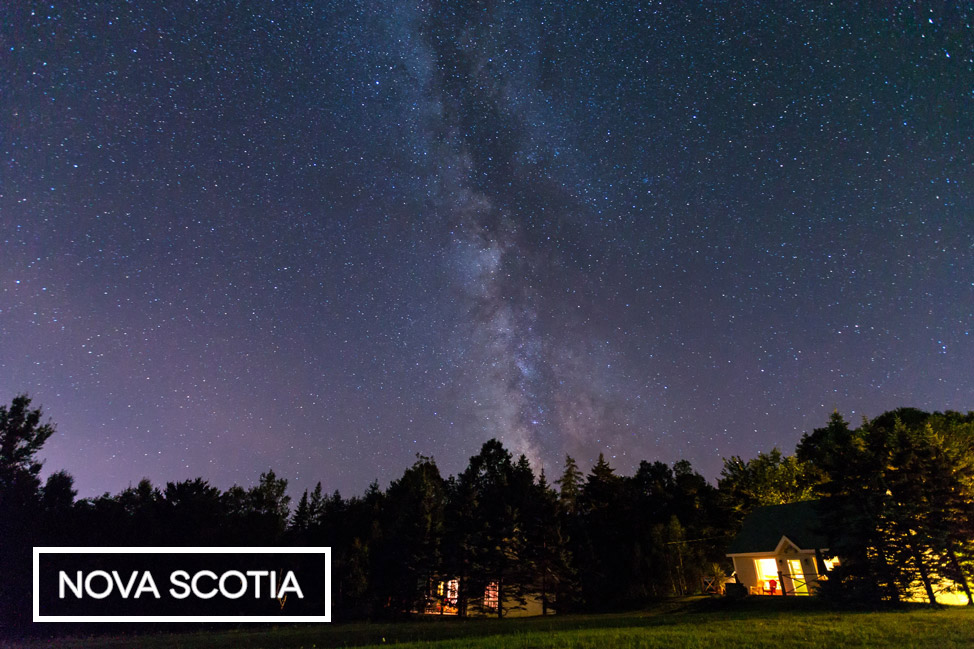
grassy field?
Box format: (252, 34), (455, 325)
(9, 598), (974, 649)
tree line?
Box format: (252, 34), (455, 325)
(2, 395), (973, 631)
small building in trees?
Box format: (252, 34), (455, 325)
(726, 501), (836, 596)
(727, 500), (970, 604)
(421, 578), (551, 617)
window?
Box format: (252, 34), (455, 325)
(426, 579), (460, 615)
(788, 559), (808, 595)
(484, 581), (499, 610)
(755, 558), (779, 594)
(756, 558), (778, 581)
(445, 579), (459, 607)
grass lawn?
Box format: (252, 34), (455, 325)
(9, 598), (974, 649)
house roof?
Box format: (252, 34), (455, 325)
(727, 500), (830, 555)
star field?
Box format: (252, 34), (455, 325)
(2, 1), (973, 498)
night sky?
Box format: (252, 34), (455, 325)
(2, 1), (973, 499)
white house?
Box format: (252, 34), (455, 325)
(726, 501), (836, 596)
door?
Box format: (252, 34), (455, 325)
(787, 559), (808, 595)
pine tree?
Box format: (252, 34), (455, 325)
(309, 481), (325, 528)
(527, 468), (576, 613)
(247, 469), (291, 543)
(374, 455), (445, 616)
(556, 455), (583, 515)
(291, 489), (312, 533)
(576, 453), (628, 607)
(458, 440), (523, 617)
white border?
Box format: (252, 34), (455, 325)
(33, 546), (331, 623)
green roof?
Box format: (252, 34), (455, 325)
(727, 500), (830, 555)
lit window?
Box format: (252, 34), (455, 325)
(484, 581), (499, 610)
(755, 558), (779, 593)
(756, 558), (778, 580)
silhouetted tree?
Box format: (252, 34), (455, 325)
(290, 489), (313, 537)
(160, 478), (225, 545)
(373, 455), (446, 616)
(523, 468), (574, 614)
(0, 395), (57, 629)
(308, 481), (326, 528)
(246, 469), (291, 544)
(442, 472), (477, 616)
(556, 455), (584, 516)
(458, 440), (524, 617)
(575, 453), (631, 608)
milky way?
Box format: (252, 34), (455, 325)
(2, 1), (972, 498)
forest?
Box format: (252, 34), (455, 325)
(2, 394), (973, 631)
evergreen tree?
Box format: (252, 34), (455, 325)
(882, 418), (974, 605)
(247, 469), (291, 543)
(527, 468), (575, 613)
(576, 453), (630, 608)
(290, 489), (312, 535)
(442, 473), (477, 616)
(931, 413), (974, 604)
(556, 455), (584, 515)
(309, 481), (326, 528)
(798, 412), (900, 602)
(374, 455), (446, 616)
(798, 409), (974, 604)
(458, 439), (524, 617)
